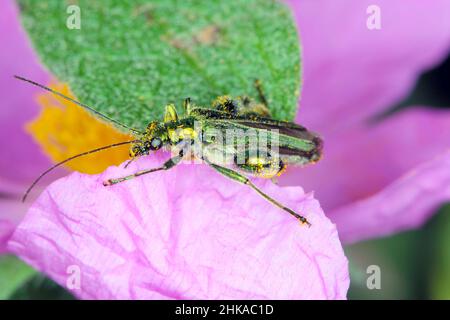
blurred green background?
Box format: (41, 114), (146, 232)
(347, 203), (450, 299)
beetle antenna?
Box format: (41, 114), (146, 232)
(22, 140), (139, 202)
(14, 75), (143, 135)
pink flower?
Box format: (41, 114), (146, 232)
(9, 156), (349, 299)
(3, 0), (450, 299)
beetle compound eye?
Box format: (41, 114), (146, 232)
(150, 138), (162, 150)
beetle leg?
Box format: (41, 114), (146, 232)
(207, 162), (311, 226)
(103, 154), (183, 186)
(254, 79), (269, 110)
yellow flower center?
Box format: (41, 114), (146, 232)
(26, 83), (134, 174)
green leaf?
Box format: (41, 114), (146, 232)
(9, 273), (76, 300)
(0, 255), (36, 299)
(18, 0), (301, 130)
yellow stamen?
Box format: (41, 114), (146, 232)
(26, 83), (134, 174)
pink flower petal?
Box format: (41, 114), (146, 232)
(329, 150), (450, 244)
(282, 108), (450, 212)
(0, 199), (28, 253)
(0, 1), (68, 254)
(0, 219), (16, 254)
(0, 0), (51, 187)
(286, 0), (450, 132)
(8, 156), (349, 299)
(282, 107), (450, 243)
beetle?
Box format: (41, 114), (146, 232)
(16, 76), (322, 226)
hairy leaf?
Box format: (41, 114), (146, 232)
(18, 0), (301, 131)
